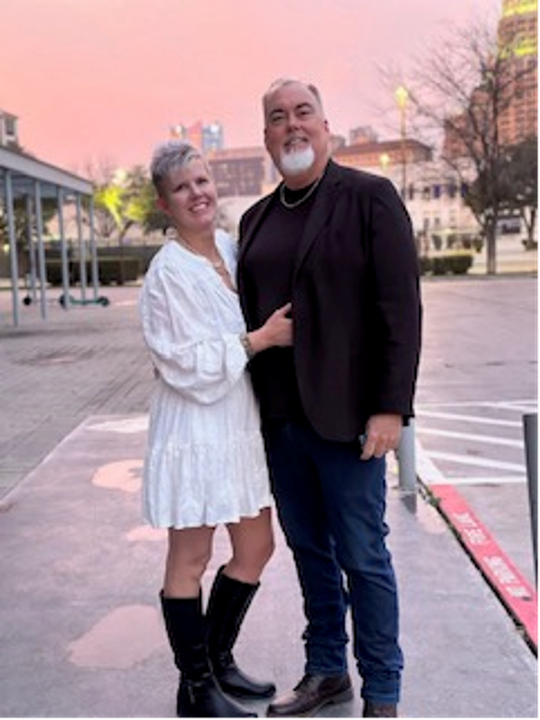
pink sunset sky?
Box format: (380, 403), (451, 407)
(1, 0), (499, 175)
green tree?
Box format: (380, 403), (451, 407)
(498, 137), (537, 249)
(395, 16), (536, 274)
(91, 162), (250, 242)
(93, 183), (123, 241)
(92, 165), (159, 244)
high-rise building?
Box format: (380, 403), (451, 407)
(206, 147), (268, 197)
(497, 0), (538, 144)
(202, 123), (224, 153)
(170, 121), (203, 149)
(170, 121), (224, 153)
(444, 0), (537, 158)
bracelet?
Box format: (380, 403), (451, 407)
(239, 332), (255, 359)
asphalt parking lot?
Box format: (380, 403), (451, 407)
(0, 271), (537, 718)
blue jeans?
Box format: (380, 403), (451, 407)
(264, 419), (403, 704)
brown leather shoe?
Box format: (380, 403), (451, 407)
(363, 700), (398, 717)
(266, 673), (353, 717)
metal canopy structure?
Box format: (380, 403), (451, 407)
(0, 146), (98, 326)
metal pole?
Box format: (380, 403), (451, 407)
(34, 181), (48, 320)
(395, 86), (408, 201)
(75, 194), (87, 302)
(88, 197), (100, 299)
(400, 107), (406, 199)
(4, 169), (20, 326)
(57, 188), (70, 309)
(25, 194), (37, 304)
(397, 419), (417, 493)
(523, 413), (537, 582)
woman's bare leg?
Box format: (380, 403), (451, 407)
(163, 525), (216, 597)
(224, 507), (274, 583)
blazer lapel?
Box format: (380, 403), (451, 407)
(293, 161), (342, 279)
(238, 191), (277, 261)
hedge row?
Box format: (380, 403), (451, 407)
(419, 253), (474, 276)
(45, 249), (473, 285)
(46, 257), (140, 286)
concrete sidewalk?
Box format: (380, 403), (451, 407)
(0, 285), (537, 718)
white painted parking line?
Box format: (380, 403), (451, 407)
(434, 475), (526, 486)
(417, 426), (524, 448)
(418, 410), (521, 427)
(417, 399), (536, 410)
(428, 451), (525, 472)
(415, 442), (525, 487)
(415, 441), (447, 484)
(503, 405), (539, 414)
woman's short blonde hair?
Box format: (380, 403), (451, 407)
(150, 139), (203, 197)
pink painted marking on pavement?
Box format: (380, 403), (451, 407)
(431, 483), (537, 650)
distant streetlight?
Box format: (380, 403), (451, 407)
(379, 152), (390, 175)
(395, 85), (409, 199)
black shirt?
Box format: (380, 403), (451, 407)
(242, 185), (319, 421)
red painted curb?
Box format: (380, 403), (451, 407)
(430, 483), (537, 651)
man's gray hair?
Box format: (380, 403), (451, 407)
(262, 77), (324, 119)
(150, 139), (202, 196)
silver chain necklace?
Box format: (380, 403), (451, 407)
(173, 231), (226, 273)
(279, 175), (323, 209)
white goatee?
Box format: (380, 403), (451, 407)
(280, 145), (315, 176)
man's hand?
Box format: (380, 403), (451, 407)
(360, 413), (402, 460)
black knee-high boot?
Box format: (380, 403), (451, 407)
(160, 591), (256, 717)
(206, 566), (276, 699)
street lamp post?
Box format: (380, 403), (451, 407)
(395, 85), (409, 200)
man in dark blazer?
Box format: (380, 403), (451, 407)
(237, 78), (422, 719)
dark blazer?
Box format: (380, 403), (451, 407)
(237, 160), (422, 443)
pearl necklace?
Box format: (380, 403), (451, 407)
(279, 175), (323, 209)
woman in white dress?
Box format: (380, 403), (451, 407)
(139, 140), (292, 718)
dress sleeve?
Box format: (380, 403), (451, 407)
(139, 261), (247, 404)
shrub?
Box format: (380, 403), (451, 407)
(45, 257), (141, 286)
(419, 252), (474, 276)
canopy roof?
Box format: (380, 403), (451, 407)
(0, 145), (97, 327)
(0, 145), (93, 200)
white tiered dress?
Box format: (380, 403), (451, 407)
(139, 230), (271, 529)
